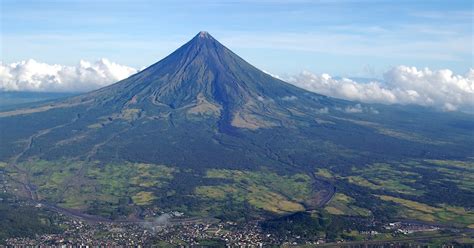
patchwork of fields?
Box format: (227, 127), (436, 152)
(1, 158), (473, 228)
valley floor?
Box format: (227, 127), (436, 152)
(1, 158), (473, 245)
(1, 185), (473, 246)
(3, 199), (474, 247)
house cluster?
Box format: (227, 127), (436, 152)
(385, 221), (439, 235)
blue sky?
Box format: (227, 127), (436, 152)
(1, 0), (472, 77)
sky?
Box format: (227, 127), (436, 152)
(2, 0), (472, 75)
(0, 0), (473, 111)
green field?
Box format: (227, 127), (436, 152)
(345, 163), (422, 196)
(378, 195), (474, 226)
(320, 159), (474, 227)
(324, 193), (371, 217)
(3, 158), (473, 227)
(6, 160), (177, 217)
(195, 169), (312, 214)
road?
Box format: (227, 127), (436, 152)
(36, 200), (219, 226)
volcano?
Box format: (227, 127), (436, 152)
(1, 31), (472, 169)
(0, 32), (472, 219)
(52, 31), (339, 132)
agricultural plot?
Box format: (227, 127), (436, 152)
(322, 159), (474, 227)
(2, 158), (473, 226)
(345, 163), (422, 196)
(195, 169), (312, 214)
(324, 193), (371, 217)
(6, 160), (177, 218)
(378, 195), (474, 227)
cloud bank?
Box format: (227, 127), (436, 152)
(286, 66), (474, 112)
(0, 59), (137, 92)
(1, 59), (472, 111)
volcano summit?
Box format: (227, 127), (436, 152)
(0, 32), (472, 223)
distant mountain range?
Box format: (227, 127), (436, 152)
(0, 91), (77, 110)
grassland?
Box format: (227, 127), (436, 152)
(345, 163), (422, 196)
(311, 159), (474, 227)
(378, 195), (474, 227)
(12, 160), (83, 203)
(6, 160), (315, 218)
(7, 160), (177, 216)
(132, 191), (157, 206)
(4, 158), (473, 225)
(423, 159), (474, 191)
(195, 169), (311, 214)
(425, 159), (474, 170)
(324, 193), (371, 217)
(315, 168), (333, 179)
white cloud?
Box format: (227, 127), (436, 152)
(281, 95), (298, 101)
(334, 104), (378, 114)
(383, 66), (474, 111)
(0, 58), (138, 92)
(316, 107), (329, 114)
(286, 66), (474, 112)
(1, 59), (472, 112)
(344, 104), (363, 113)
